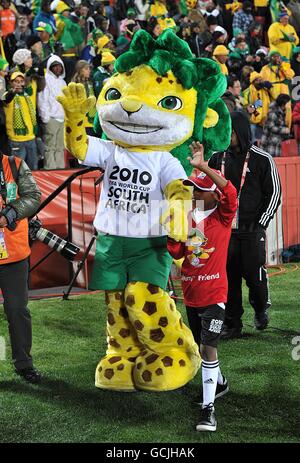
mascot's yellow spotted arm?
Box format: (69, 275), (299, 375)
(57, 29), (231, 392)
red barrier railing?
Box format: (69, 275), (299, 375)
(30, 156), (299, 290)
(275, 157), (300, 248)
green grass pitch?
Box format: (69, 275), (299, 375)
(0, 266), (299, 443)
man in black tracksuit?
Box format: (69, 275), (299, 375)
(208, 111), (281, 339)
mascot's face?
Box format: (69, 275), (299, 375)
(97, 64), (197, 150)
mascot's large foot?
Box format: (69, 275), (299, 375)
(133, 348), (199, 391)
(95, 354), (137, 391)
(95, 290), (142, 391)
(124, 282), (201, 392)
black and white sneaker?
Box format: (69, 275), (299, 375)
(196, 403), (216, 432)
(194, 376), (229, 405)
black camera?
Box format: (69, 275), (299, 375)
(29, 218), (80, 261)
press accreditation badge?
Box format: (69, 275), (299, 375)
(0, 230), (8, 259)
(231, 209), (239, 230)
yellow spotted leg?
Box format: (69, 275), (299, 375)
(124, 282), (201, 391)
(95, 290), (143, 391)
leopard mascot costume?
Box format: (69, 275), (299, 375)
(58, 29), (231, 392)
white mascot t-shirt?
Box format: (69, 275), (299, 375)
(83, 136), (187, 238)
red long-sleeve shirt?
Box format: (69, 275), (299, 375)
(167, 181), (238, 308)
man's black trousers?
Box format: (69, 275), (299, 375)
(225, 228), (271, 329)
(0, 259), (33, 370)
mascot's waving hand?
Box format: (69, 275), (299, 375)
(57, 29), (231, 392)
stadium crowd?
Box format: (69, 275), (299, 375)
(0, 0), (300, 169)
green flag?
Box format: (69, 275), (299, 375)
(180, 0), (188, 16)
(59, 15), (84, 50)
(270, 0), (289, 22)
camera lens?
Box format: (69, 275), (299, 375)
(30, 221), (80, 261)
(61, 242), (81, 260)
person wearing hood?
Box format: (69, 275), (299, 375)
(208, 111), (281, 339)
(37, 55), (66, 169)
(212, 25), (228, 48)
(252, 47), (268, 73)
(260, 94), (291, 157)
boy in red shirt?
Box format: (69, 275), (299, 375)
(167, 141), (237, 432)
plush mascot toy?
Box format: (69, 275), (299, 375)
(57, 29), (231, 392)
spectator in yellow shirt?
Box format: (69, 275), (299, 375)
(2, 72), (38, 170)
(245, 71), (272, 143)
(268, 11), (299, 60)
(260, 50), (294, 127)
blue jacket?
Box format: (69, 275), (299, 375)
(33, 11), (56, 34)
(80, 45), (94, 63)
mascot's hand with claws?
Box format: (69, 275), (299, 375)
(57, 29), (231, 392)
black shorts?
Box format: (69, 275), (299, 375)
(186, 304), (225, 348)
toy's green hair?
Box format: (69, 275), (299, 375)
(115, 29), (225, 100)
(98, 29), (231, 174)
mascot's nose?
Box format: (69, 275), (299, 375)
(120, 99), (142, 116)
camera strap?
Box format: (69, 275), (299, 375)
(8, 155), (19, 183)
(0, 153), (19, 207)
(0, 153), (7, 206)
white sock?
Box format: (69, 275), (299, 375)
(217, 367), (224, 385)
(202, 360), (219, 408)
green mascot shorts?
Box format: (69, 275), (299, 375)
(90, 234), (173, 291)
